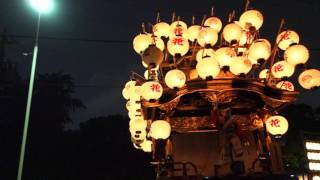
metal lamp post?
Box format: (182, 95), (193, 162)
(17, 1), (54, 180)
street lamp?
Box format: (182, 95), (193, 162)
(17, 1), (54, 180)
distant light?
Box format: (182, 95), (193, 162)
(306, 142), (320, 150)
(29, 0), (54, 14)
(313, 176), (320, 180)
(309, 162), (320, 171)
(308, 152), (320, 160)
(290, 174), (295, 178)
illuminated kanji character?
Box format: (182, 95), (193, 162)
(270, 119), (280, 127)
(172, 38), (184, 46)
(273, 64), (284, 73)
(150, 84), (161, 92)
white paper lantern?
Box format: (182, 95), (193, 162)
(197, 27), (218, 47)
(229, 56), (253, 75)
(165, 69), (186, 89)
(248, 41), (271, 62)
(239, 30), (253, 46)
(204, 17), (222, 32)
(153, 22), (170, 38)
(133, 34), (153, 54)
(222, 23), (243, 43)
(276, 81), (295, 91)
(276, 30), (299, 50)
(169, 21), (188, 39)
(122, 80), (136, 100)
(215, 47), (236, 67)
(196, 57), (220, 79)
(129, 119), (147, 133)
(265, 115), (289, 136)
(150, 120), (171, 140)
(284, 44), (309, 66)
(141, 81), (163, 101)
(239, 10), (264, 30)
(259, 69), (269, 79)
(148, 34), (165, 51)
(298, 69), (320, 89)
(271, 60), (295, 78)
(167, 37), (189, 56)
(196, 48), (216, 62)
(187, 25), (201, 42)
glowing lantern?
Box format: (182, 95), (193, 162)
(128, 111), (142, 120)
(222, 23), (242, 43)
(133, 34), (153, 54)
(126, 100), (141, 112)
(196, 57), (220, 79)
(196, 48), (216, 62)
(265, 115), (289, 135)
(298, 69), (320, 89)
(153, 22), (170, 38)
(204, 17), (223, 32)
(271, 61), (295, 78)
(189, 69), (199, 80)
(167, 37), (189, 56)
(129, 119), (147, 133)
(197, 27), (218, 47)
(229, 56), (253, 75)
(169, 21), (188, 39)
(239, 10), (264, 30)
(259, 69), (269, 79)
(239, 30), (254, 45)
(276, 81), (295, 91)
(256, 39), (271, 48)
(141, 81), (163, 101)
(150, 120), (171, 140)
(216, 47), (236, 67)
(131, 130), (147, 143)
(122, 80), (136, 100)
(248, 41), (271, 62)
(187, 25), (201, 42)
(284, 44), (309, 66)
(165, 69), (186, 89)
(140, 140), (152, 152)
(276, 30), (300, 50)
(142, 45), (164, 66)
(148, 34), (165, 51)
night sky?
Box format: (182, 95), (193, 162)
(1, 0), (319, 127)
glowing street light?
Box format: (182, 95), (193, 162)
(17, 1), (54, 180)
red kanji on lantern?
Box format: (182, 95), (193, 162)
(273, 63), (284, 73)
(281, 82), (293, 91)
(172, 38), (184, 45)
(302, 75), (312, 83)
(174, 27), (183, 36)
(150, 83), (161, 92)
(279, 31), (291, 41)
(269, 119), (280, 127)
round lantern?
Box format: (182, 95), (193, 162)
(122, 80), (137, 100)
(216, 47), (236, 67)
(169, 21), (188, 39)
(204, 17), (223, 32)
(276, 81), (295, 91)
(197, 27), (218, 47)
(187, 25), (201, 42)
(298, 69), (320, 89)
(140, 140), (152, 152)
(256, 39), (271, 48)
(142, 45), (164, 66)
(133, 34), (153, 54)
(128, 111), (142, 120)
(284, 44), (309, 66)
(141, 81), (163, 101)
(265, 115), (289, 136)
(196, 48), (216, 62)
(239, 30), (253, 46)
(131, 130), (147, 143)
(222, 23), (243, 43)
(150, 120), (171, 140)
(259, 69), (269, 79)
(165, 69), (186, 89)
(248, 41), (271, 62)
(153, 22), (170, 38)
(126, 100), (141, 112)
(271, 60), (295, 78)
(239, 10), (264, 30)
(189, 69), (199, 80)
(148, 34), (165, 51)
(167, 37), (189, 56)
(229, 56), (253, 75)
(196, 57), (220, 79)
(129, 119), (147, 133)
(276, 30), (300, 50)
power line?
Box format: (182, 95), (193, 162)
(8, 34), (320, 51)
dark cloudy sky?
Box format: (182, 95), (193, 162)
(1, 0), (320, 127)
